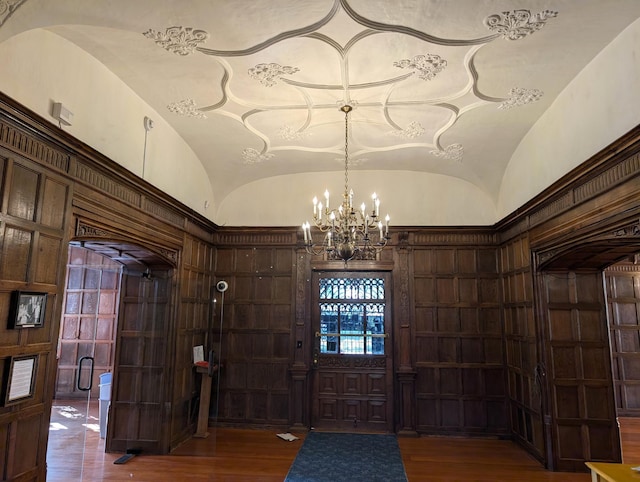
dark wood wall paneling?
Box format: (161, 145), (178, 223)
(516, 127), (640, 471)
(605, 262), (640, 417)
(0, 149), (72, 482)
(0, 96), (215, 481)
(171, 233), (214, 443)
(538, 270), (619, 471)
(1, 93), (640, 479)
(411, 234), (507, 436)
(500, 235), (545, 460)
(213, 235), (297, 428)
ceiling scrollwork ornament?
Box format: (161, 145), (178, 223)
(248, 62), (300, 87)
(484, 9), (559, 40)
(242, 147), (274, 164)
(498, 87), (544, 110)
(430, 144), (464, 162)
(143, 26), (209, 56)
(388, 122), (425, 140)
(167, 99), (207, 119)
(393, 54), (447, 81)
(0, 0), (26, 27)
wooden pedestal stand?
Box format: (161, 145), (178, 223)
(194, 364), (217, 438)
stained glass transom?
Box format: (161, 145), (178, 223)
(319, 277), (385, 355)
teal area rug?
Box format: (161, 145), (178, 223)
(285, 432), (408, 482)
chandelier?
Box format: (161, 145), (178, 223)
(302, 105), (390, 262)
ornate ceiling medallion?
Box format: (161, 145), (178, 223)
(248, 63), (300, 87)
(484, 9), (558, 40)
(498, 87), (544, 110)
(167, 99), (207, 119)
(393, 54), (447, 81)
(143, 26), (209, 56)
(431, 144), (464, 162)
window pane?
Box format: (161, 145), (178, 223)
(318, 276), (386, 355)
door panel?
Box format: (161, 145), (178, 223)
(539, 270), (621, 471)
(107, 270), (171, 454)
(311, 272), (393, 433)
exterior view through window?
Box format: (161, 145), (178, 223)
(318, 277), (386, 355)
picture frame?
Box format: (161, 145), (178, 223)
(2, 355), (38, 406)
(8, 291), (47, 328)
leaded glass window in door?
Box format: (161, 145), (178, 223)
(318, 277), (386, 355)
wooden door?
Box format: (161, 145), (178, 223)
(311, 272), (393, 433)
(107, 269), (172, 454)
(539, 269), (621, 471)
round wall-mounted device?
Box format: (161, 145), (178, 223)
(216, 280), (229, 292)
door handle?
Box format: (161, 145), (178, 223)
(77, 356), (94, 391)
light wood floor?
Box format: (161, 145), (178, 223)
(47, 401), (640, 481)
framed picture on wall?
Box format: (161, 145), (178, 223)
(2, 355), (38, 406)
(8, 291), (47, 328)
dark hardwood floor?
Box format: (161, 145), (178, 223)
(48, 400), (640, 481)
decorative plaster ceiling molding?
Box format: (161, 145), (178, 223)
(144, 6), (552, 172)
(0, 0), (26, 28)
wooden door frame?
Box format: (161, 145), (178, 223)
(309, 267), (395, 432)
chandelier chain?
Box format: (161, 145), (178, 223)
(344, 107), (349, 198)
(302, 104), (390, 263)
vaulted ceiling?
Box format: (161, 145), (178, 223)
(1, 1), (640, 226)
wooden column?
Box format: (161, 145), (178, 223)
(394, 233), (418, 435)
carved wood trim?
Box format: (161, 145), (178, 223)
(216, 230), (297, 246)
(73, 160), (141, 205)
(142, 197), (185, 227)
(535, 219), (640, 269)
(318, 355), (386, 368)
(0, 95), (214, 239)
(412, 231), (497, 245)
(605, 260), (640, 272)
(498, 129), (640, 239)
(75, 219), (179, 265)
(0, 118), (70, 172)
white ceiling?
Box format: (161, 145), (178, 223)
(2, 0), (640, 226)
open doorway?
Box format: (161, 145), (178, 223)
(47, 241), (175, 481)
(48, 245), (122, 480)
(604, 255), (640, 461)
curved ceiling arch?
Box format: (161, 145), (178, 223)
(2, 1), (640, 226)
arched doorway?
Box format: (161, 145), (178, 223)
(535, 229), (640, 471)
(47, 239), (176, 481)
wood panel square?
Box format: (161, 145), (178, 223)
(552, 346), (577, 379)
(367, 374), (385, 394)
(555, 385), (580, 418)
(319, 374), (337, 394)
(368, 401), (386, 422)
(343, 374), (361, 394)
